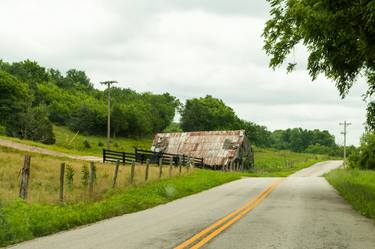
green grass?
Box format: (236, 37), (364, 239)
(249, 147), (333, 177)
(0, 169), (241, 247)
(0, 125), (152, 156)
(325, 168), (375, 221)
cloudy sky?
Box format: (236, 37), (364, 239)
(0, 0), (367, 145)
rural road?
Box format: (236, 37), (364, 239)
(9, 160), (375, 249)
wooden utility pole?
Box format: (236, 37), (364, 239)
(100, 80), (118, 150)
(340, 121), (352, 167)
(19, 155), (31, 200)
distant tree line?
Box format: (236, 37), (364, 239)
(0, 59), (344, 157)
(179, 95), (343, 156)
(0, 59), (179, 144)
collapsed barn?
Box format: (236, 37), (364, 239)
(151, 130), (254, 170)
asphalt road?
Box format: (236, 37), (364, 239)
(9, 160), (375, 249)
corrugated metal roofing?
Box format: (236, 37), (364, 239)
(150, 130), (246, 166)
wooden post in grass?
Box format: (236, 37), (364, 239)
(186, 157), (191, 173)
(19, 154), (31, 200)
(88, 162), (95, 196)
(169, 157), (173, 177)
(179, 159), (182, 175)
(130, 161), (136, 184)
(112, 160), (120, 188)
(159, 158), (163, 179)
(59, 162), (65, 202)
(145, 159), (150, 181)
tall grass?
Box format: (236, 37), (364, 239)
(325, 168), (375, 220)
(0, 146), (186, 204)
(0, 170), (241, 247)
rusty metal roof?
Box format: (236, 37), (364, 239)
(150, 130), (246, 166)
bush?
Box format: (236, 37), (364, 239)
(81, 165), (89, 187)
(83, 140), (91, 149)
(98, 141), (104, 147)
(65, 165), (75, 190)
(349, 132), (375, 170)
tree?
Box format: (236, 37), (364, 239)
(240, 120), (272, 147)
(0, 71), (29, 125)
(349, 132), (375, 169)
(263, 0), (375, 129)
(180, 95), (240, 131)
(7, 106), (55, 144)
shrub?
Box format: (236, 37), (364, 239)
(349, 132), (375, 170)
(65, 165), (75, 190)
(98, 141), (104, 147)
(81, 165), (89, 187)
(83, 140), (91, 149)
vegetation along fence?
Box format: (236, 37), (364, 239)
(103, 148), (204, 168)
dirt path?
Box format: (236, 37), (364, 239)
(0, 138), (102, 162)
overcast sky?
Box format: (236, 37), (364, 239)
(0, 0), (367, 145)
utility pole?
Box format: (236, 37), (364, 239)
(100, 80), (118, 150)
(339, 120), (352, 167)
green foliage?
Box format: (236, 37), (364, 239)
(240, 120), (272, 148)
(349, 132), (375, 170)
(80, 165), (89, 187)
(180, 95), (241, 132)
(325, 169), (375, 220)
(65, 165), (75, 190)
(98, 141), (104, 147)
(83, 140), (91, 149)
(0, 170), (240, 246)
(0, 71), (29, 126)
(6, 106), (55, 145)
(270, 128), (336, 153)
(263, 0), (375, 129)
(163, 122), (183, 133)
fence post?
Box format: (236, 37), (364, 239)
(201, 158), (204, 167)
(130, 161), (136, 184)
(112, 160), (120, 188)
(182, 155), (186, 166)
(59, 162), (65, 202)
(103, 149), (106, 163)
(122, 152), (126, 165)
(159, 158), (163, 179)
(145, 159), (150, 181)
(169, 157), (173, 177)
(88, 162), (95, 197)
(187, 158), (191, 173)
(19, 154), (31, 200)
(179, 159), (182, 175)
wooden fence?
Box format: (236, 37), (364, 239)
(103, 148), (204, 168)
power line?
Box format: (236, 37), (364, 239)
(100, 80), (118, 150)
(339, 120), (351, 167)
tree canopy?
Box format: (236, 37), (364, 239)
(263, 0), (375, 130)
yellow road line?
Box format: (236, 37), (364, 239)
(174, 179), (283, 249)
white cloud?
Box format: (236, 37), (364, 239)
(0, 0), (368, 145)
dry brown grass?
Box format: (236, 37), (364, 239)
(0, 146), (192, 204)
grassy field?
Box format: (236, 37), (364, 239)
(250, 147), (332, 177)
(325, 169), (375, 221)
(0, 166), (241, 246)
(0, 125), (152, 156)
(0, 146), (191, 204)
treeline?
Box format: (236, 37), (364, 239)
(0, 59), (342, 156)
(0, 60), (179, 144)
(179, 95), (342, 156)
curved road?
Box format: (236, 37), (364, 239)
(9, 161), (375, 249)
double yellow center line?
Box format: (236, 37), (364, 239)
(174, 179), (283, 249)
